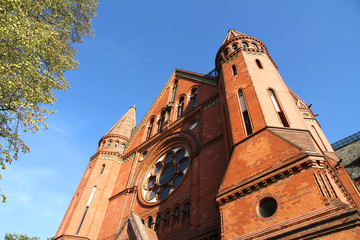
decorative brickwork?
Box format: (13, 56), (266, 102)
(55, 29), (360, 240)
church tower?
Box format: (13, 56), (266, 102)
(55, 107), (136, 240)
(215, 29), (360, 239)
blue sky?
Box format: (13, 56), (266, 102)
(1, 0), (360, 238)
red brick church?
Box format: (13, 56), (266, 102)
(55, 30), (360, 240)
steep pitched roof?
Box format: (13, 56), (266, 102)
(222, 29), (247, 44)
(114, 212), (158, 240)
(106, 106), (136, 138)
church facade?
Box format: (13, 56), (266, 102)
(55, 30), (360, 240)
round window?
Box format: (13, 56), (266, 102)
(189, 120), (198, 130)
(258, 197), (277, 218)
(142, 147), (190, 203)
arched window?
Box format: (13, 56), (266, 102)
(120, 144), (126, 153)
(147, 216), (153, 229)
(256, 59), (263, 69)
(157, 110), (166, 133)
(252, 43), (258, 49)
(173, 207), (180, 225)
(238, 90), (253, 135)
(154, 215), (161, 232)
(163, 211), (170, 229)
(177, 96), (184, 119)
(223, 48), (229, 57)
(100, 141), (105, 149)
(232, 43), (238, 51)
(189, 88), (198, 111)
(241, 42), (248, 48)
(100, 164), (105, 174)
(268, 89), (289, 127)
(182, 202), (190, 222)
(146, 118), (154, 140)
(232, 65), (237, 76)
(106, 140), (112, 148)
(113, 141), (119, 149)
(171, 80), (178, 102)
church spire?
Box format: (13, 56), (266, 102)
(222, 29), (247, 44)
(106, 106), (136, 139)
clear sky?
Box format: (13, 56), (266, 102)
(1, 0), (360, 239)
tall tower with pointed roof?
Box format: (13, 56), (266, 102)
(55, 30), (360, 240)
(55, 107), (136, 240)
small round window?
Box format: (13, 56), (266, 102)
(189, 120), (198, 130)
(142, 147), (190, 203)
(258, 197), (277, 218)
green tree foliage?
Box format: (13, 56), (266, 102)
(0, 0), (98, 202)
(5, 233), (40, 240)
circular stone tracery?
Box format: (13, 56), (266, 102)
(142, 147), (190, 203)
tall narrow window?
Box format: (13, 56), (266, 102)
(100, 164), (105, 174)
(120, 144), (126, 153)
(163, 211), (170, 229)
(106, 140), (112, 148)
(100, 141), (105, 149)
(171, 80), (178, 102)
(232, 65), (237, 76)
(268, 89), (289, 127)
(157, 111), (166, 132)
(223, 48), (229, 57)
(177, 96), (184, 119)
(113, 141), (119, 149)
(147, 216), (153, 229)
(77, 186), (97, 235)
(154, 215), (161, 232)
(238, 90), (253, 135)
(146, 118), (154, 140)
(189, 88), (198, 111)
(173, 207), (180, 225)
(182, 202), (191, 222)
(256, 59), (263, 69)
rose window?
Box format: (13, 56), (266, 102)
(142, 147), (190, 203)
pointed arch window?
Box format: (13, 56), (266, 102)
(106, 140), (112, 148)
(189, 88), (198, 111)
(241, 42), (248, 48)
(182, 202), (191, 222)
(120, 144), (126, 153)
(238, 90), (253, 135)
(77, 186), (97, 234)
(163, 211), (170, 229)
(177, 96), (184, 119)
(171, 80), (178, 102)
(157, 110), (166, 133)
(232, 65), (237, 76)
(100, 141), (105, 149)
(252, 43), (258, 49)
(146, 118), (154, 140)
(268, 89), (289, 127)
(256, 59), (263, 69)
(147, 216), (153, 229)
(113, 141), (119, 149)
(154, 215), (161, 232)
(173, 207), (180, 225)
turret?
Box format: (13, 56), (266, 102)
(55, 107), (136, 240)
